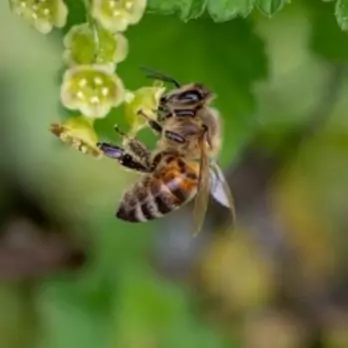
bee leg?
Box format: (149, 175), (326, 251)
(137, 110), (163, 134)
(164, 130), (186, 144)
(113, 125), (152, 168)
(113, 124), (128, 138)
(97, 142), (152, 173)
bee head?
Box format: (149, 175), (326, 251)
(162, 83), (215, 109)
(140, 67), (215, 104)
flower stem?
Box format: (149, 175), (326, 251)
(83, 0), (100, 60)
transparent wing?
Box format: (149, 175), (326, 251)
(210, 161), (236, 226)
(192, 134), (210, 236)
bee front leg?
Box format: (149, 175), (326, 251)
(164, 130), (186, 144)
(113, 125), (152, 168)
(97, 142), (152, 173)
(137, 110), (163, 135)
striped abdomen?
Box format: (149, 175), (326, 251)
(116, 156), (199, 223)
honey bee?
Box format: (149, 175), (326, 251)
(141, 67), (223, 158)
(97, 70), (235, 234)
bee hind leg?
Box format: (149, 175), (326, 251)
(97, 142), (152, 173)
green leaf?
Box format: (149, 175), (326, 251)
(256, 0), (287, 16)
(147, 0), (291, 21)
(307, 0), (348, 61)
(147, 0), (207, 21)
(207, 0), (256, 21)
(335, 0), (348, 30)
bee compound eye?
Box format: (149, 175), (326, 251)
(178, 91), (202, 102)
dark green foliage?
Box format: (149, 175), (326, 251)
(307, 0), (348, 61)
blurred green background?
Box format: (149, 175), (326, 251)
(2, 1), (348, 347)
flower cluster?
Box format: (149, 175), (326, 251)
(10, 0), (165, 158)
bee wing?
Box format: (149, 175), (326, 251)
(192, 134), (210, 236)
(210, 161), (236, 226)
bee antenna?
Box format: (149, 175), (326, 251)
(140, 66), (181, 88)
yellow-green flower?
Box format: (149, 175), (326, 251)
(124, 82), (165, 135)
(92, 0), (147, 33)
(50, 116), (102, 157)
(63, 23), (128, 69)
(9, 0), (68, 34)
(60, 65), (125, 119)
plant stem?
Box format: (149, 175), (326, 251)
(83, 0), (100, 59)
